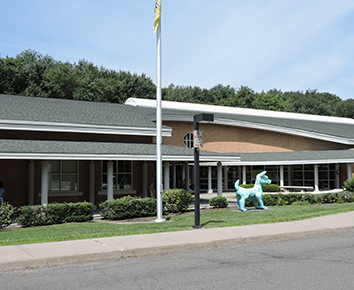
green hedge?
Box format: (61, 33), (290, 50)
(209, 196), (228, 208)
(17, 202), (93, 227)
(0, 202), (17, 228)
(244, 192), (354, 207)
(163, 189), (194, 213)
(100, 196), (157, 220)
(239, 184), (280, 192)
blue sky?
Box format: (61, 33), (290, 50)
(1, 0), (354, 100)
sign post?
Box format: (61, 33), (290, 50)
(193, 113), (214, 229)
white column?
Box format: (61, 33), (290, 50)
(173, 164), (177, 189)
(41, 161), (49, 206)
(314, 164), (319, 192)
(217, 162), (223, 196)
(280, 165), (284, 187)
(208, 166), (213, 193)
(191, 165), (195, 190)
(242, 166), (246, 184)
(143, 161), (148, 198)
(89, 161), (95, 205)
(28, 161), (34, 205)
(223, 166), (228, 190)
(164, 161), (170, 191)
(347, 163), (352, 180)
(107, 161), (114, 201)
(185, 162), (190, 191)
(335, 164), (340, 189)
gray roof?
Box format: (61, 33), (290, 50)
(0, 94), (159, 129)
(157, 108), (354, 141)
(0, 139), (240, 162)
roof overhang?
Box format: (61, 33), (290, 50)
(0, 120), (172, 137)
(0, 139), (240, 162)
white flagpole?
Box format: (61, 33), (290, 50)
(155, 6), (165, 222)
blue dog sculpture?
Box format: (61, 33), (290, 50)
(234, 171), (271, 212)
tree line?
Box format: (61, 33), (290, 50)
(1, 49), (354, 118)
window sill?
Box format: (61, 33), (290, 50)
(98, 189), (137, 196)
(38, 191), (83, 197)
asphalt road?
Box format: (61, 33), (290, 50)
(2, 231), (354, 290)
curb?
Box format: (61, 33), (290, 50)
(1, 226), (353, 272)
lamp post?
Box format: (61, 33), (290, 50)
(193, 113), (214, 229)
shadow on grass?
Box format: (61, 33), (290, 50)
(202, 220), (225, 226)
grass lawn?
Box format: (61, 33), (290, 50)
(1, 203), (354, 246)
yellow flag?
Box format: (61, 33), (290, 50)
(154, 0), (161, 33)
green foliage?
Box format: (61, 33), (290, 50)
(0, 202), (17, 228)
(0, 49), (156, 104)
(244, 192), (353, 209)
(162, 189), (194, 213)
(17, 202), (93, 227)
(209, 196), (228, 208)
(99, 196), (157, 220)
(343, 177), (354, 192)
(239, 184), (280, 192)
(1, 50), (350, 116)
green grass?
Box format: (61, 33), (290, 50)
(1, 203), (354, 246)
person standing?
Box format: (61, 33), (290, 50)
(0, 181), (4, 204)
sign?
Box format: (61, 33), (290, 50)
(193, 130), (203, 148)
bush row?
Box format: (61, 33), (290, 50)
(100, 196), (157, 220)
(100, 189), (194, 220)
(208, 192), (354, 209)
(0, 202), (93, 228)
(245, 192), (354, 207)
(0, 202), (17, 228)
(239, 184), (280, 192)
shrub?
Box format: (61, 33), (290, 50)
(0, 202), (17, 228)
(163, 189), (194, 213)
(100, 196), (157, 220)
(239, 184), (280, 192)
(344, 177), (354, 192)
(17, 202), (93, 227)
(17, 205), (47, 227)
(209, 196), (228, 208)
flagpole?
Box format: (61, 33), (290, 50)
(155, 3), (165, 222)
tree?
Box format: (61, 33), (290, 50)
(252, 89), (289, 111)
(336, 99), (354, 119)
(283, 89), (340, 116)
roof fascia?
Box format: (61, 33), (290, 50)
(147, 115), (354, 145)
(127, 97), (354, 124)
(0, 120), (172, 137)
(0, 153), (240, 162)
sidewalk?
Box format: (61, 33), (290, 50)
(1, 208), (354, 272)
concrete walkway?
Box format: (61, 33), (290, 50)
(1, 206), (354, 272)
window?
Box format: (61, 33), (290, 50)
(183, 132), (194, 148)
(102, 161), (133, 190)
(48, 160), (78, 191)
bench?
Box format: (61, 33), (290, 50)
(280, 186), (314, 193)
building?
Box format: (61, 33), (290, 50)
(1, 94), (353, 207)
(0, 94), (237, 207)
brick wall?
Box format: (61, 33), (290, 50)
(161, 121), (350, 152)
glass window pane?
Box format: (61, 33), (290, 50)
(118, 174), (132, 189)
(102, 174), (107, 189)
(118, 161), (132, 173)
(49, 161), (60, 173)
(62, 161), (77, 173)
(102, 161), (107, 173)
(61, 175), (77, 190)
(49, 174), (60, 190)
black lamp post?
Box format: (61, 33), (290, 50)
(193, 113), (214, 229)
